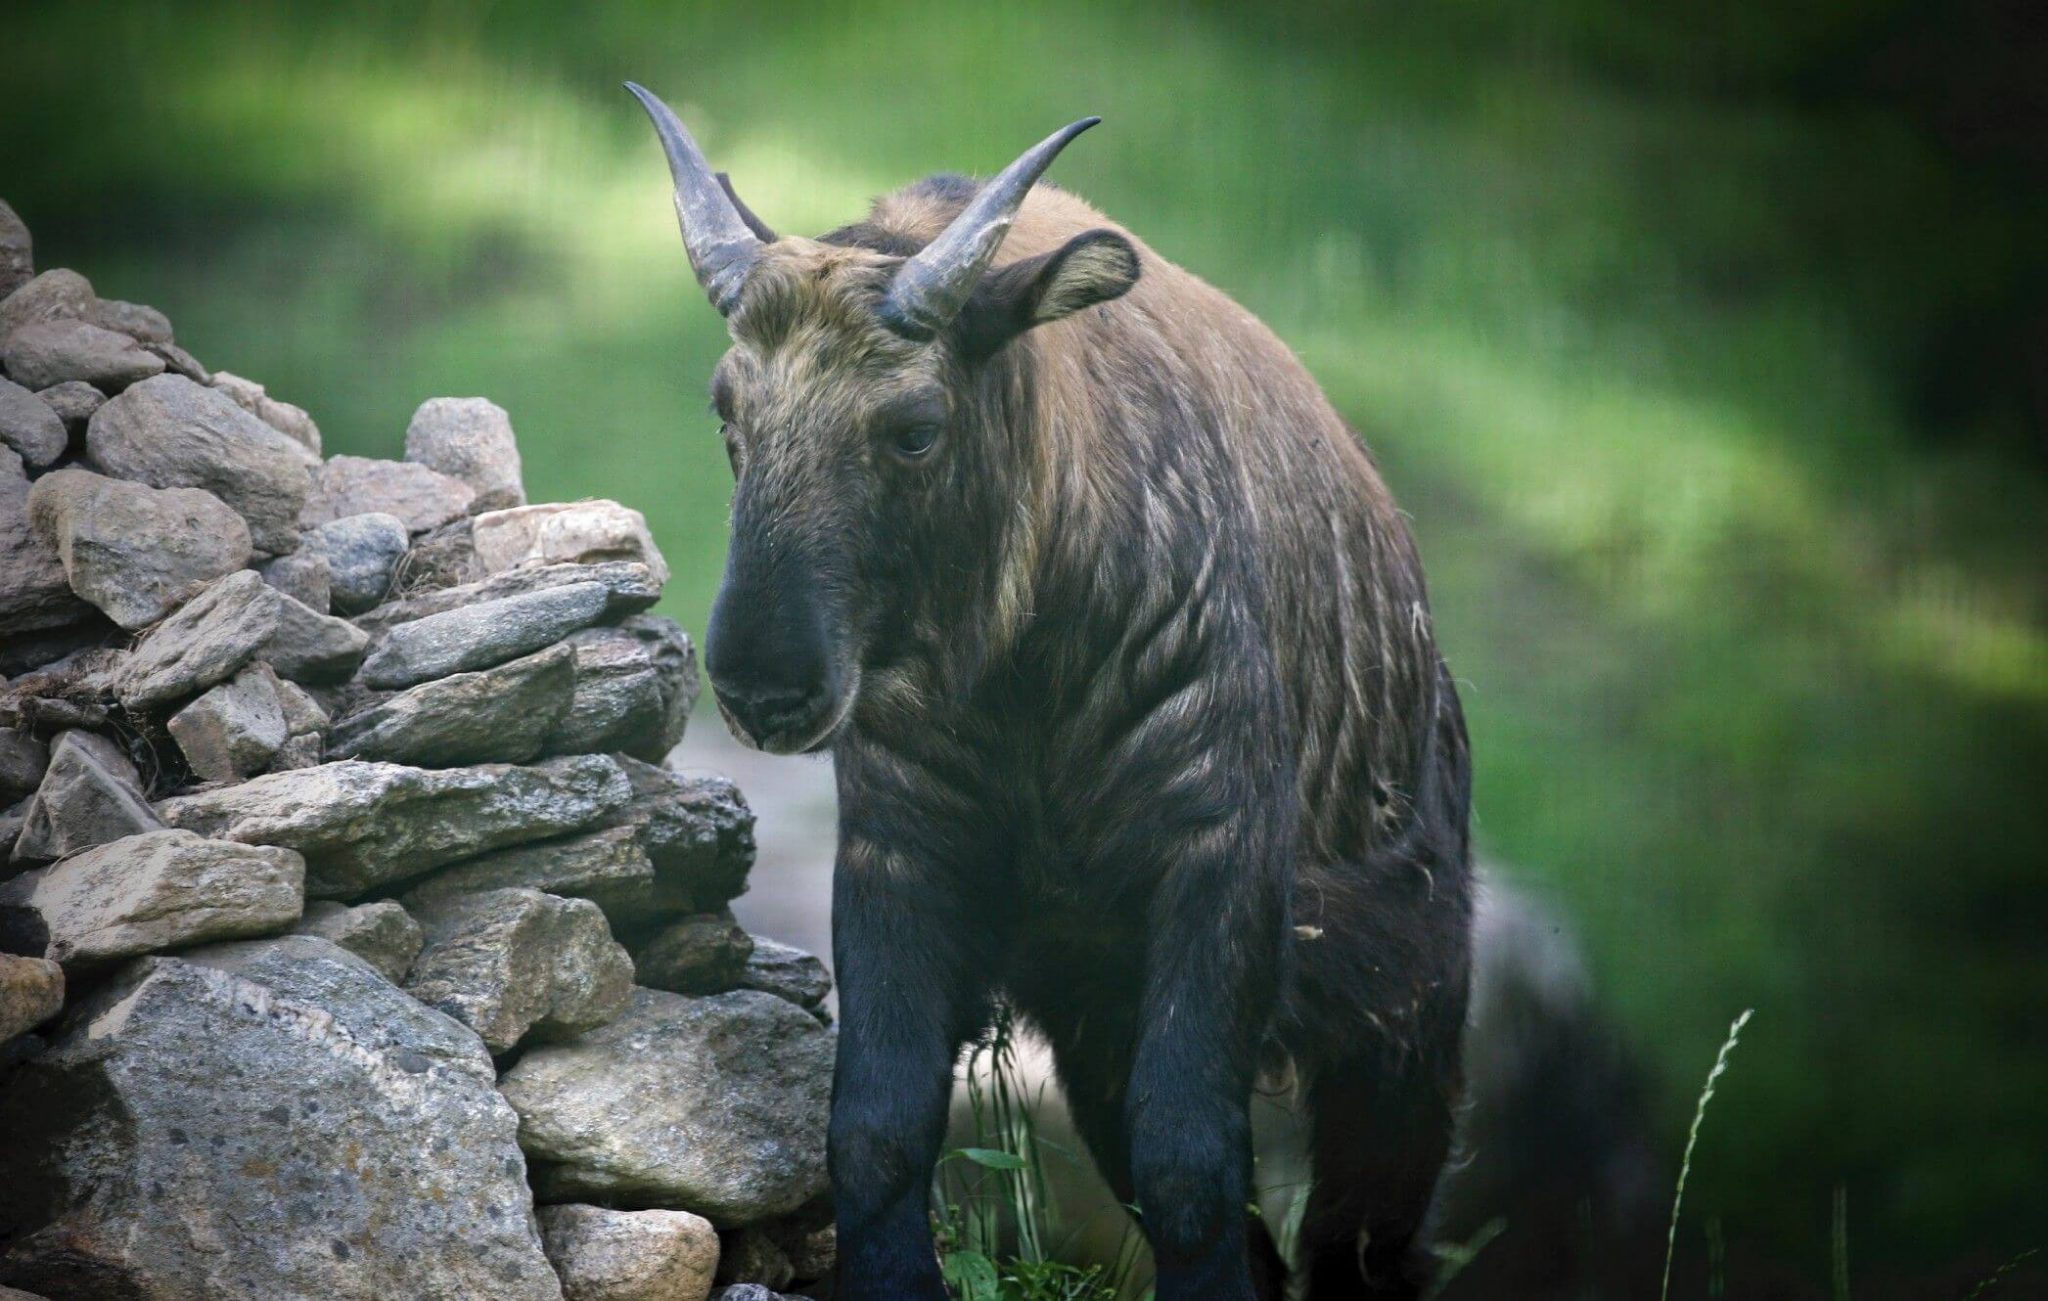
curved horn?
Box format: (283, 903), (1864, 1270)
(879, 117), (1101, 340)
(625, 82), (764, 314)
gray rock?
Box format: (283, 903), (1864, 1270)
(0, 935), (566, 1300)
(0, 728), (48, 807)
(259, 545), (331, 612)
(357, 580), (610, 690)
(538, 1205), (720, 1301)
(155, 754), (631, 899)
(309, 511), (408, 613)
(708, 1288), (799, 1301)
(291, 898), (423, 984)
(0, 269), (92, 343)
(0, 447), (93, 636)
(117, 569), (278, 711)
(0, 201), (29, 300)
(502, 988), (832, 1222)
(0, 377), (63, 467)
(329, 643), (575, 767)
(10, 730), (162, 865)
(634, 911), (754, 998)
(269, 730), (323, 770)
(473, 500), (669, 588)
(146, 339), (211, 384)
(405, 888), (633, 1054)
(274, 676), (330, 735)
(0, 829), (303, 972)
(355, 559), (662, 636)
(715, 1230), (793, 1292)
(27, 467), (252, 629)
(737, 938), (832, 1012)
(211, 370), (321, 459)
(87, 374), (312, 553)
(0, 954), (62, 1043)
(0, 318), (165, 392)
(0, 803), (24, 866)
(34, 379), (103, 435)
(168, 663), (289, 782)
(302, 454), (475, 533)
(406, 396), (526, 511)
(263, 588), (370, 682)
(546, 616), (698, 761)
(89, 298), (172, 345)
(607, 760), (756, 915)
(406, 824), (653, 922)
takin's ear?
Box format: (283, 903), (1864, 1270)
(957, 229), (1141, 356)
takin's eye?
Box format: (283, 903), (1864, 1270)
(885, 421), (941, 462)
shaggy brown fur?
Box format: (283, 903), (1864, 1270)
(698, 175), (1472, 1301)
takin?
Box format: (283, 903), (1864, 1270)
(628, 84), (1473, 1301)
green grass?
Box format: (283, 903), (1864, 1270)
(4, 1), (2043, 1287)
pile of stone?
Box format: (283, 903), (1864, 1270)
(0, 199), (835, 1301)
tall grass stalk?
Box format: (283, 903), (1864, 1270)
(1966, 1248), (2040, 1299)
(1830, 1183), (1850, 1301)
(1662, 1009), (1754, 1301)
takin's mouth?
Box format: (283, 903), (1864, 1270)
(714, 666), (861, 756)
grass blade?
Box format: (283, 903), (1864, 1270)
(1662, 1008), (1753, 1301)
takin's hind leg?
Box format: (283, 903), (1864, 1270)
(1297, 1054), (1460, 1301)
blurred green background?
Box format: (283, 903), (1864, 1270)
(5, 1), (2043, 1294)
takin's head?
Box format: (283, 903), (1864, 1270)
(627, 83), (1140, 753)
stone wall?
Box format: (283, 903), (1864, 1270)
(0, 198), (831, 1301)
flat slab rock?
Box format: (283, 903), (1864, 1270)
(356, 579), (610, 690)
(86, 374), (312, 555)
(352, 559), (661, 635)
(118, 569), (368, 712)
(329, 643), (576, 767)
(0, 828), (304, 973)
(0, 934), (564, 1300)
(155, 754), (631, 899)
(405, 887), (633, 1054)
(538, 1204), (719, 1301)
(405, 824), (654, 921)
(501, 988), (832, 1224)
(27, 467), (252, 630)
(0, 318), (164, 392)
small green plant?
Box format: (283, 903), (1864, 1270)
(1662, 1009), (1754, 1301)
(933, 1010), (1148, 1301)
